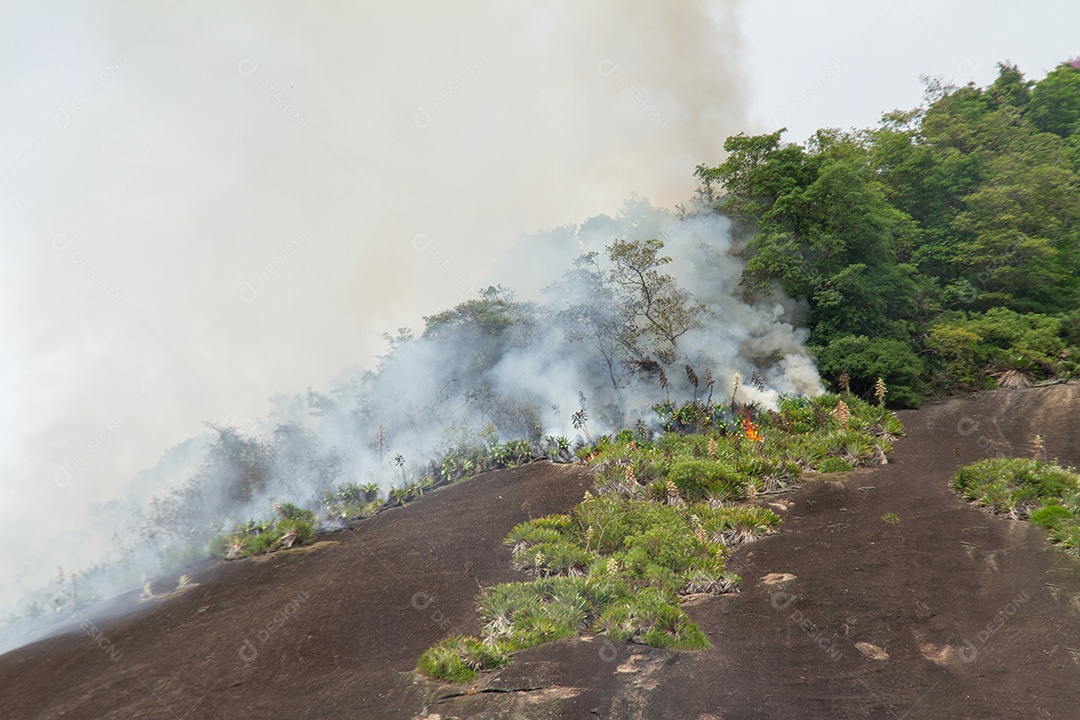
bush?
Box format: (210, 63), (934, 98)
(594, 587), (709, 649)
(1030, 505), (1073, 530)
(321, 482), (380, 520)
(665, 459), (744, 501)
(210, 503), (319, 559)
(416, 636), (513, 683)
(928, 308), (1073, 388)
(528, 541), (595, 576)
(815, 335), (924, 407)
(621, 522), (703, 591)
(952, 457), (1080, 512)
(952, 457), (1080, 551)
(505, 522), (563, 548)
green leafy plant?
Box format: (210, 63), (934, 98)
(952, 456), (1080, 550)
(209, 503), (318, 559)
(416, 636), (514, 683)
(418, 393), (902, 683)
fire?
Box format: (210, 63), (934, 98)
(742, 417), (762, 443)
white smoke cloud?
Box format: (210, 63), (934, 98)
(0, 0), (761, 649)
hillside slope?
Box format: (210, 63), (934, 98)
(1, 384), (1078, 719)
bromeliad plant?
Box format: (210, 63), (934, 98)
(321, 482), (381, 521)
(209, 502), (317, 559)
(952, 455), (1080, 549)
(418, 495), (770, 683)
(595, 393), (900, 501)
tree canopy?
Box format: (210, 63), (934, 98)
(695, 61), (1080, 405)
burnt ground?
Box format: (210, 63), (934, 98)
(1, 383), (1079, 719)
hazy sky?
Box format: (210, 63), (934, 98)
(0, 1), (1077, 598)
(741, 1), (1080, 143)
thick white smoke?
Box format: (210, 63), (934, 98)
(0, 0), (788, 652)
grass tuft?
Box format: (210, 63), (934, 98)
(952, 457), (1080, 549)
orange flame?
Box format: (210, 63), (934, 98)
(742, 417), (762, 443)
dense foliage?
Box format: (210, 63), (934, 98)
(695, 61), (1080, 405)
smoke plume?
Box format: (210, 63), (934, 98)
(0, 0), (792, 651)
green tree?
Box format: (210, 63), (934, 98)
(1028, 62), (1080, 138)
(697, 129), (924, 345)
(422, 285), (521, 340)
(814, 335), (924, 407)
(605, 238), (706, 363)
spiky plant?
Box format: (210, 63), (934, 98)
(703, 368), (715, 404)
(750, 371), (766, 392)
(835, 400), (851, 428)
(685, 364), (699, 394)
(689, 513), (708, 546)
(417, 636), (513, 683)
(874, 377), (887, 406)
(634, 418), (648, 442)
(571, 409), (591, 444)
(681, 570), (741, 595)
(665, 479), (683, 506)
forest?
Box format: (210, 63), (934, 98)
(695, 60), (1080, 406)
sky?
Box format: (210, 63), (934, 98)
(741, 1), (1080, 144)
(0, 0), (1077, 602)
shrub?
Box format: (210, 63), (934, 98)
(321, 483), (380, 520)
(952, 457), (1080, 513)
(594, 587), (709, 649)
(1030, 505), (1073, 530)
(210, 503), (319, 559)
(953, 457), (1080, 550)
(666, 459), (744, 501)
(528, 541), (595, 576)
(929, 308), (1075, 389)
(416, 636), (513, 683)
(815, 335), (925, 407)
(505, 522), (563, 548)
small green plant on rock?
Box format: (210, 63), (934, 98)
(210, 503), (317, 559)
(952, 456), (1080, 550)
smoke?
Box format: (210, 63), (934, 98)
(0, 1), (769, 650)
